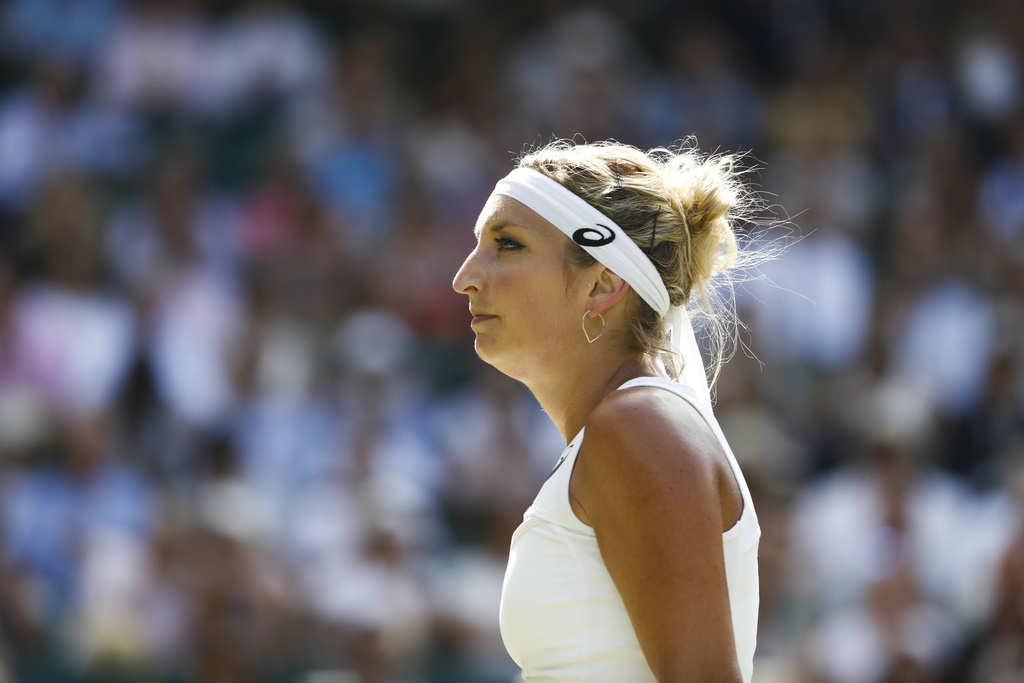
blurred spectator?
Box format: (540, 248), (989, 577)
(426, 506), (523, 683)
(0, 255), (51, 460)
(979, 116), (1024, 257)
(0, 59), (140, 214)
(94, 0), (214, 116)
(891, 279), (996, 417)
(790, 380), (1016, 677)
(1, 413), (155, 643)
(955, 27), (1022, 126)
(504, 8), (651, 143)
(801, 566), (959, 683)
(640, 19), (763, 151)
(0, 0), (120, 67)
(746, 230), (875, 371)
(205, 0), (330, 119)
(958, 459), (1024, 682)
(12, 174), (136, 417)
(313, 526), (432, 683)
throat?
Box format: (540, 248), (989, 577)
(529, 357), (651, 443)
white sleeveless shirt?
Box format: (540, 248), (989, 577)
(499, 377), (760, 682)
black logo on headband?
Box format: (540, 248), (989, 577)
(572, 223), (616, 247)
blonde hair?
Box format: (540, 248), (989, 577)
(518, 138), (764, 386)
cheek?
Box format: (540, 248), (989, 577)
(494, 255), (575, 334)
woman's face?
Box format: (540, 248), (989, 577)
(453, 194), (589, 382)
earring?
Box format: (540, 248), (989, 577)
(582, 310), (605, 344)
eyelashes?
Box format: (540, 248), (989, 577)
(495, 235), (523, 253)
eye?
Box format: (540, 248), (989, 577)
(495, 235), (523, 253)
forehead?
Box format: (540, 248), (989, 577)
(474, 193), (563, 241)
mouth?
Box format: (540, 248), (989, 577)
(470, 309), (497, 326)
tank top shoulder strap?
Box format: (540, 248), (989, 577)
(522, 427), (592, 535)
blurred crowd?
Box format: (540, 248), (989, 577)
(0, 0), (1022, 682)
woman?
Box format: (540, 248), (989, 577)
(452, 140), (761, 682)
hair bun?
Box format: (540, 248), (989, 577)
(663, 152), (744, 292)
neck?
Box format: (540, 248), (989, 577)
(524, 350), (650, 443)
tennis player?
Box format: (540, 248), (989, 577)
(453, 140), (760, 682)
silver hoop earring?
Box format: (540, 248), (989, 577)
(582, 310), (605, 344)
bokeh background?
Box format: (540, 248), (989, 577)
(0, 0), (1022, 682)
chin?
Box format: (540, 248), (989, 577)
(473, 336), (501, 367)
(474, 338), (526, 381)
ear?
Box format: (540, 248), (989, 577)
(585, 265), (630, 317)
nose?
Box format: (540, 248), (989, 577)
(452, 246), (483, 295)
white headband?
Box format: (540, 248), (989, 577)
(491, 167), (711, 409)
(493, 168), (670, 316)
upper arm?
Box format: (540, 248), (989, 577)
(570, 389), (743, 682)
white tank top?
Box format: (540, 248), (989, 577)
(499, 377), (760, 682)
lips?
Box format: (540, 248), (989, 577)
(470, 308), (496, 326)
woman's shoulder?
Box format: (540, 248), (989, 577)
(571, 378), (740, 535)
(581, 381), (722, 483)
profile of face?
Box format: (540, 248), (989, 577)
(453, 194), (591, 382)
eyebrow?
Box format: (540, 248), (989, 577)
(474, 220), (522, 240)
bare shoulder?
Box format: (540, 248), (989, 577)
(583, 384), (721, 476)
(571, 384), (733, 527)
